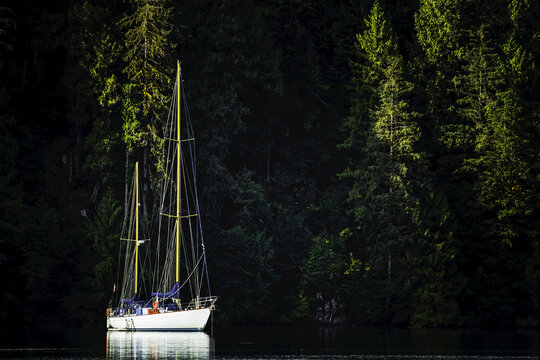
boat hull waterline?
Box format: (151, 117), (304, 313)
(107, 308), (211, 331)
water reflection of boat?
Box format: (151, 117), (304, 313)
(106, 331), (212, 359)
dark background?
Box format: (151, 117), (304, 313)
(0, 0), (538, 330)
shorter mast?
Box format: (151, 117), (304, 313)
(120, 162), (148, 298)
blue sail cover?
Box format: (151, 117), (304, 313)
(121, 295), (136, 304)
(151, 282), (180, 298)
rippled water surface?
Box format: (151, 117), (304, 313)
(1, 326), (539, 359)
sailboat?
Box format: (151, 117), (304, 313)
(107, 61), (217, 331)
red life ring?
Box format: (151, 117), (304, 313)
(153, 300), (158, 311)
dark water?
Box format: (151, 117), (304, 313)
(0, 326), (539, 359)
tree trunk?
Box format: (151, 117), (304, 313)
(143, 146), (149, 221)
(386, 251), (392, 323)
(386, 186), (393, 324)
(266, 140), (270, 183)
(124, 148), (129, 223)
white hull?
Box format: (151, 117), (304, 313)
(107, 308), (211, 331)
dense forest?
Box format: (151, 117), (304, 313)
(0, 0), (538, 330)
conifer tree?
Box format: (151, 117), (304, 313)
(121, 0), (174, 218)
(341, 1), (422, 324)
(463, 1), (538, 326)
(477, 3), (536, 248)
(414, 0), (465, 159)
(409, 0), (467, 326)
(86, 189), (122, 311)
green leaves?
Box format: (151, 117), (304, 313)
(120, 0), (174, 179)
(1, 0), (538, 329)
(356, 1), (398, 81)
(121, 83), (142, 152)
(211, 225), (274, 323)
(301, 233), (347, 323)
(415, 0), (462, 63)
(337, 1), (428, 325)
(0, 6), (15, 55)
(122, 0), (173, 117)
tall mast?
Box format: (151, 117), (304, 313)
(135, 161), (139, 294)
(176, 60), (181, 284)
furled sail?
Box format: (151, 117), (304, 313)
(151, 282), (180, 299)
(121, 295), (136, 304)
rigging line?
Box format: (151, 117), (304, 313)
(120, 174), (136, 300)
(141, 194), (157, 296)
(155, 99), (177, 295)
(116, 172), (135, 305)
(160, 161), (173, 219)
(114, 237), (123, 306)
(190, 215), (200, 296)
(163, 254), (205, 300)
(168, 141), (177, 287)
(129, 173), (137, 297)
(153, 158), (170, 294)
(179, 144), (197, 298)
(153, 150), (167, 291)
(120, 168), (135, 240)
(157, 134), (172, 215)
(158, 207), (171, 289)
(181, 224), (195, 298)
(140, 243), (150, 296)
(180, 150), (199, 293)
(183, 86), (212, 297)
(154, 180), (170, 294)
(147, 191), (161, 248)
(197, 258), (205, 296)
(160, 217), (177, 293)
(158, 80), (177, 212)
(157, 229), (171, 294)
(160, 133), (177, 215)
(144, 240), (154, 297)
(185, 159), (201, 295)
(122, 244), (134, 301)
(160, 161), (176, 293)
(152, 209), (160, 294)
